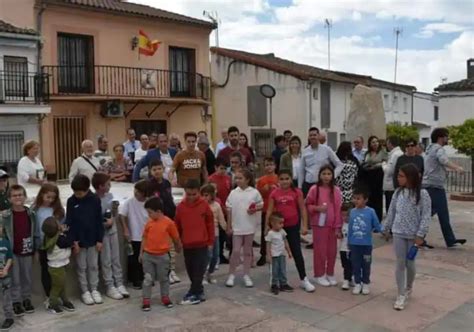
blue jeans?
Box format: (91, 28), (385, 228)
(350, 245), (372, 284)
(425, 187), (456, 246)
(271, 255), (287, 286)
(208, 236), (219, 274)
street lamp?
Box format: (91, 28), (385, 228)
(259, 84), (276, 129)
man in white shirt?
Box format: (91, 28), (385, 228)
(352, 136), (367, 163)
(123, 128), (141, 163)
(94, 135), (111, 165)
(69, 140), (101, 182)
(383, 136), (403, 212)
(215, 128), (229, 157)
(134, 134), (150, 163)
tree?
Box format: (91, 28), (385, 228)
(449, 119), (474, 193)
(386, 123), (419, 147)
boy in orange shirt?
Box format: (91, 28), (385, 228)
(140, 197), (182, 312)
(256, 157), (279, 266)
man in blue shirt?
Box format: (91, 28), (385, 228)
(352, 136), (367, 163)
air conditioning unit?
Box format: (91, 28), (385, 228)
(101, 100), (124, 118)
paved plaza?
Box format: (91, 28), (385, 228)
(10, 200), (474, 332)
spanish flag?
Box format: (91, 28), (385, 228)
(138, 29), (161, 56)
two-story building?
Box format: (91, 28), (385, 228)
(210, 47), (416, 154)
(0, 19), (50, 173)
(412, 91), (439, 147)
(2, 0), (215, 180)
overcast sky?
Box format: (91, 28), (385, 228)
(130, 0), (473, 92)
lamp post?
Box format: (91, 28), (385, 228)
(259, 84), (276, 129)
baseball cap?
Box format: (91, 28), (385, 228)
(0, 169), (9, 179)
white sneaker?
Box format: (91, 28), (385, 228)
(327, 275), (338, 286)
(81, 291), (94, 305)
(169, 275), (176, 284)
(106, 287), (123, 300)
(43, 297), (50, 309)
(117, 285), (130, 298)
(362, 283), (370, 295)
(243, 275), (254, 288)
(202, 279), (209, 285)
(91, 290), (103, 304)
(352, 284), (362, 295)
(215, 263), (220, 270)
(300, 277), (316, 293)
(170, 270), (181, 283)
(341, 280), (350, 290)
(315, 276), (331, 287)
(225, 274), (235, 287)
(207, 273), (217, 284)
(394, 295), (407, 310)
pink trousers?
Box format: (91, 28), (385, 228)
(229, 234), (254, 275)
(313, 226), (337, 277)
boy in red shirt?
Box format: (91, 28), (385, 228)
(175, 179), (214, 305)
(256, 157), (279, 266)
(140, 197), (181, 312)
(209, 158), (232, 264)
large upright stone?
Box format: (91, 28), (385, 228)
(346, 84), (386, 142)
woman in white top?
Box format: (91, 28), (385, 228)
(17, 140), (45, 187)
(279, 136), (302, 187)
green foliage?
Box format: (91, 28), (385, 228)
(386, 123), (419, 145)
(449, 119), (474, 157)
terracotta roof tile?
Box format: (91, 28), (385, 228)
(42, 0), (216, 28)
(0, 19), (37, 35)
(436, 78), (474, 92)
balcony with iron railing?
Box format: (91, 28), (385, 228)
(42, 65), (211, 101)
(0, 71), (50, 104)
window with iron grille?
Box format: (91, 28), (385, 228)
(0, 131), (24, 174)
(58, 32), (94, 93)
(4, 56), (28, 97)
(169, 47), (195, 97)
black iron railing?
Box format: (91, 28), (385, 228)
(446, 157), (473, 193)
(42, 65), (210, 100)
(0, 71), (49, 103)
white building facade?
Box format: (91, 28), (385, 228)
(413, 91), (439, 147)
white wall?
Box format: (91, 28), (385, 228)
(413, 92), (439, 143)
(380, 88), (413, 124)
(0, 37), (37, 71)
(438, 91), (474, 126)
(0, 114), (40, 141)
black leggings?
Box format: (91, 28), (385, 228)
(128, 241), (144, 287)
(219, 225), (232, 259)
(284, 225), (307, 280)
(39, 249), (51, 297)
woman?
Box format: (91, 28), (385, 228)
(17, 140), (46, 187)
(335, 141), (359, 204)
(239, 133), (255, 164)
(279, 135), (302, 187)
(104, 144), (133, 182)
(359, 136), (387, 221)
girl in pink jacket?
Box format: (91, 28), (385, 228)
(305, 165), (342, 287)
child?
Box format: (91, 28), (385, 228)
(339, 203), (352, 291)
(33, 183), (65, 307)
(384, 164), (431, 311)
(0, 223), (14, 330)
(140, 197), (182, 312)
(256, 157), (279, 266)
(41, 217), (75, 314)
(209, 158), (232, 264)
(66, 174), (104, 305)
(228, 152), (243, 188)
(348, 187), (382, 295)
(175, 179), (214, 305)
(91, 172), (129, 300)
(200, 184), (226, 284)
(1, 184), (38, 316)
(119, 180), (150, 290)
(265, 212), (293, 295)
(225, 169), (263, 288)
(0, 170), (10, 212)
(148, 160), (180, 284)
(267, 170), (315, 292)
(305, 165), (342, 287)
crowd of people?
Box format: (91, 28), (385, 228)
(0, 124), (467, 331)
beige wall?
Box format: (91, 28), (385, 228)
(0, 0), (36, 29)
(40, 6), (211, 75)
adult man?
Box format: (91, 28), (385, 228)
(318, 131), (327, 145)
(217, 126), (253, 166)
(215, 128), (229, 157)
(382, 136), (403, 212)
(69, 140), (101, 182)
(149, 132), (158, 148)
(393, 139), (424, 189)
(283, 130), (293, 143)
(271, 135), (287, 172)
(123, 128), (141, 163)
(198, 136), (216, 176)
(169, 133), (182, 151)
(423, 128), (466, 248)
(169, 132), (207, 187)
(299, 127), (343, 196)
(132, 134), (177, 182)
(94, 135), (112, 167)
(134, 134), (150, 163)
(352, 136), (367, 163)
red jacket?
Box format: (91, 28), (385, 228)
(175, 197), (215, 249)
(209, 173), (232, 213)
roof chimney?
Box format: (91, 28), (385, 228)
(468, 58), (474, 79)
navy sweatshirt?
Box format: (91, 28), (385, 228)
(66, 191), (104, 248)
(149, 178), (176, 219)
